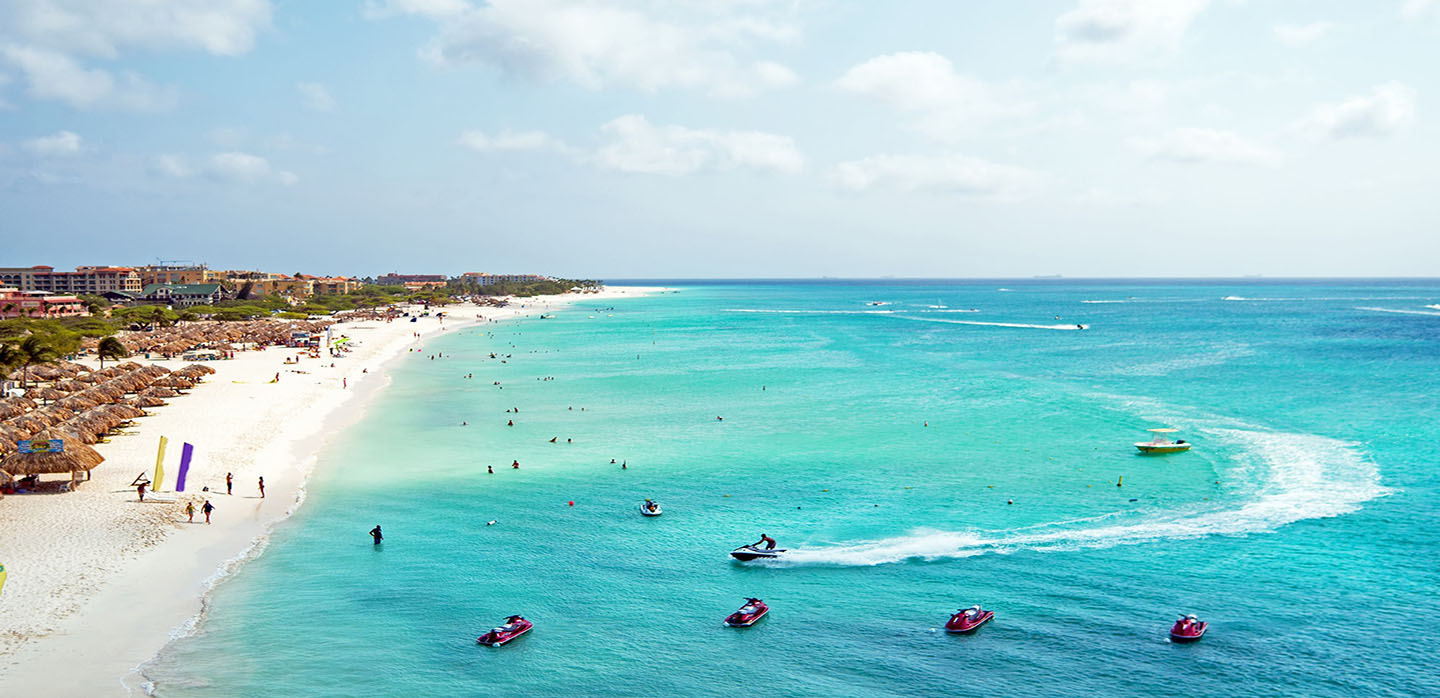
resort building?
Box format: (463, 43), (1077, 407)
(377, 273), (446, 286)
(139, 283), (228, 308)
(460, 273), (551, 286)
(135, 264), (223, 287)
(0, 265), (143, 295)
(0, 287), (89, 318)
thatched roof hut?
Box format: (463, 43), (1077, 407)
(0, 398), (36, 420)
(151, 376), (195, 390)
(28, 387), (65, 402)
(139, 387), (179, 399)
(128, 395), (167, 409)
(0, 429), (104, 480)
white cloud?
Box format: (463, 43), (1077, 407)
(0, 0), (271, 58)
(1402, 0), (1434, 19)
(1129, 127), (1281, 166)
(363, 0), (470, 20)
(754, 60), (799, 88)
(1273, 22), (1335, 47)
(0, 1), (269, 111)
(458, 129), (570, 153)
(835, 52), (1025, 140)
(373, 0), (800, 97)
(593, 114), (803, 176)
(152, 154), (193, 178)
(1295, 82), (1417, 140)
(831, 153), (1041, 200)
(297, 82), (334, 111)
(0, 44), (177, 110)
(23, 129), (83, 156)
(1054, 0), (1209, 64)
(207, 151), (296, 185)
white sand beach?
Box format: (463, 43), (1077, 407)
(0, 288), (656, 696)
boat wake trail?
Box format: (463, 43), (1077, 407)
(780, 429), (1386, 567)
(722, 308), (897, 315)
(1356, 306), (1440, 317)
(891, 315), (1087, 331)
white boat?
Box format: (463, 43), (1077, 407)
(1135, 428), (1191, 454)
(640, 499), (662, 516)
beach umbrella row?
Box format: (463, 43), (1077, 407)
(100, 319), (333, 355)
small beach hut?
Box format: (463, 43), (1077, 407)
(0, 429), (104, 489)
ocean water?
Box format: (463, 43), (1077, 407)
(146, 281), (1440, 697)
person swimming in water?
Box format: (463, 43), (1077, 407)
(751, 533), (777, 550)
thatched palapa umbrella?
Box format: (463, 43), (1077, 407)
(128, 395), (167, 409)
(28, 387), (66, 403)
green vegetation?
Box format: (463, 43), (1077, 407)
(446, 277), (596, 297)
(97, 336), (129, 369)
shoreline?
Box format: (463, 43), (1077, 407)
(0, 287), (661, 696)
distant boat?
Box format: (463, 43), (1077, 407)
(1136, 428), (1191, 454)
(867, 301), (890, 306)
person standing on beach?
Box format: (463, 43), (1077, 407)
(370, 525), (383, 544)
(258, 476), (265, 498)
(202, 500), (214, 524)
(226, 472), (233, 495)
(137, 482), (146, 502)
(185, 501), (195, 522)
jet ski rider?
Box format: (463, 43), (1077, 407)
(751, 534), (777, 550)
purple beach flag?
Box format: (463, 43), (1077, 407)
(176, 443), (194, 492)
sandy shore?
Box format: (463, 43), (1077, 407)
(0, 287), (658, 696)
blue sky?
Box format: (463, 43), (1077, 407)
(1, 0), (1437, 278)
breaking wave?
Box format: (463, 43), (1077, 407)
(779, 428), (1386, 567)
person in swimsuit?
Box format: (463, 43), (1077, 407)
(752, 534), (777, 550)
(370, 525), (383, 544)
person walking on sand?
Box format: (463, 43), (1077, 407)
(137, 482), (146, 502)
(226, 472), (233, 495)
(202, 500), (214, 524)
(186, 501), (195, 523)
(258, 476), (265, 498)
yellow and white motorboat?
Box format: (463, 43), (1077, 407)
(1135, 428), (1191, 454)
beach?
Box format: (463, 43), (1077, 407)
(0, 287), (656, 696)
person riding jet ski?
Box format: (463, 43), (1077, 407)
(751, 534), (777, 550)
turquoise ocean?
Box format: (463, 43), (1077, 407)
(146, 281), (1440, 697)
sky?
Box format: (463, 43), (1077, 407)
(1, 0), (1438, 279)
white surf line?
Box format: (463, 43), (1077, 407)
(778, 427), (1386, 567)
(1356, 306), (1440, 317)
(891, 315), (1088, 331)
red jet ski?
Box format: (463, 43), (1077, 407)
(477, 615), (532, 646)
(724, 598), (769, 627)
(945, 605), (993, 634)
(1169, 614), (1207, 643)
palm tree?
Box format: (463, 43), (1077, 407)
(97, 336), (128, 370)
(0, 342), (22, 381)
(16, 335), (59, 389)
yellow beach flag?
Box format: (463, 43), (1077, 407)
(154, 436), (169, 492)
